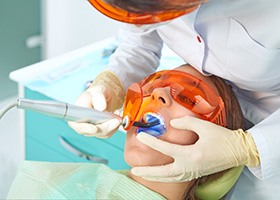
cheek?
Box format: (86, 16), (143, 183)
(161, 126), (198, 145)
(162, 104), (199, 145)
(124, 148), (174, 167)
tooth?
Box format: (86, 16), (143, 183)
(144, 113), (159, 123)
(143, 115), (148, 123)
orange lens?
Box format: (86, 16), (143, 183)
(123, 70), (226, 130)
(123, 83), (143, 130)
(88, 0), (200, 24)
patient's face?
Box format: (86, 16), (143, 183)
(124, 65), (218, 167)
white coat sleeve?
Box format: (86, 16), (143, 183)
(106, 24), (164, 91)
(248, 108), (280, 180)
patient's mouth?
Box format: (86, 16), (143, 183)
(137, 112), (166, 137)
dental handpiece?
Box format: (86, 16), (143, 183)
(17, 98), (123, 125)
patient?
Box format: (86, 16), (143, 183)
(7, 64), (244, 200)
(123, 64), (244, 200)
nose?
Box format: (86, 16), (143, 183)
(151, 87), (172, 106)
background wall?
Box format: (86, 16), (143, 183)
(0, 0), (121, 101)
(42, 0), (121, 59)
(0, 0), (41, 100)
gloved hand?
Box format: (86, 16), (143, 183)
(131, 116), (260, 182)
(68, 70), (125, 138)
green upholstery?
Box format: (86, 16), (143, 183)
(119, 166), (244, 199)
(195, 166), (244, 200)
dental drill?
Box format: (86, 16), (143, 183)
(0, 99), (159, 129)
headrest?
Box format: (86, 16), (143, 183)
(195, 166), (244, 200)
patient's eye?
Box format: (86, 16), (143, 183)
(177, 94), (195, 106)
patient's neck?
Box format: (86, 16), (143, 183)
(128, 171), (195, 200)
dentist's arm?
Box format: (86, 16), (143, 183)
(131, 116), (260, 182)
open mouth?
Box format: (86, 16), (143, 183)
(137, 112), (167, 137)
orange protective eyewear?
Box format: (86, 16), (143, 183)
(87, 0), (204, 24)
(123, 70), (226, 130)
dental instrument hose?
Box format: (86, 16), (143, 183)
(0, 102), (17, 120)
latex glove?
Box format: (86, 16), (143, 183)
(131, 116), (260, 182)
(68, 71), (125, 138)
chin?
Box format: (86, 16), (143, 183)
(124, 128), (174, 167)
(124, 143), (174, 167)
(124, 145), (152, 167)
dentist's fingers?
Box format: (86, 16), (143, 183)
(131, 164), (173, 178)
(170, 116), (220, 138)
(170, 116), (201, 130)
(68, 118), (121, 138)
(131, 163), (187, 182)
(68, 121), (98, 135)
(95, 118), (122, 138)
(88, 86), (108, 111)
(74, 90), (94, 108)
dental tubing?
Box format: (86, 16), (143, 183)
(0, 102), (17, 120)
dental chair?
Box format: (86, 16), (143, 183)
(195, 166), (244, 200)
(7, 161), (243, 200)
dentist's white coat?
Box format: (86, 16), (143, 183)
(106, 0), (280, 199)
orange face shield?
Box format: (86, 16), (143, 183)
(87, 0), (206, 24)
(123, 70), (226, 132)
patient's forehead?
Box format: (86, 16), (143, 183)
(174, 65), (219, 95)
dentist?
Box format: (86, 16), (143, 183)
(68, 0), (280, 199)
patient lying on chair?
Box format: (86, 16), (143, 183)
(8, 64), (244, 200)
